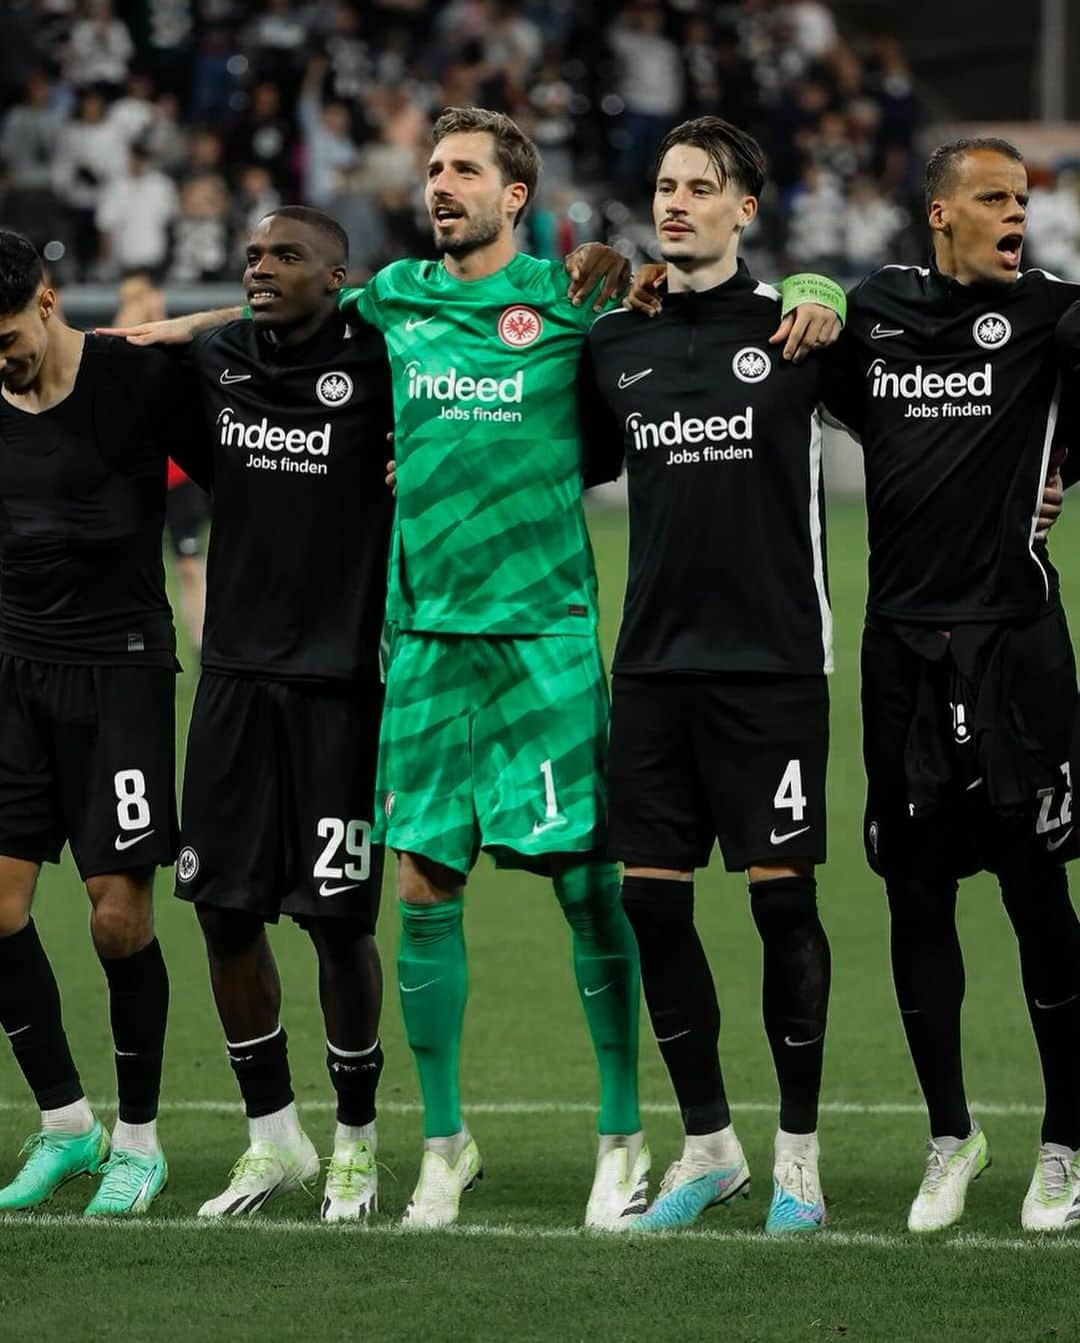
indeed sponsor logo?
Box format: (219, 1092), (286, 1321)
(217, 407), (330, 475)
(869, 359), (992, 399)
(405, 361), (525, 424)
(626, 407), (754, 465)
(406, 361), (523, 404)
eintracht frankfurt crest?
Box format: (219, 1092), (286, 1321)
(498, 305), (543, 347)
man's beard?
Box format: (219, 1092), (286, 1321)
(433, 210), (503, 258)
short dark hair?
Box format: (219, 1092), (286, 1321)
(261, 205), (349, 264)
(431, 106), (540, 227)
(0, 229), (44, 317)
(924, 137), (1025, 211)
(653, 117), (767, 198)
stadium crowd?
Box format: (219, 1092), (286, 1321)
(0, 0), (939, 284)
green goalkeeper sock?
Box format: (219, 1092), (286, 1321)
(398, 898), (468, 1139)
(554, 862), (641, 1135)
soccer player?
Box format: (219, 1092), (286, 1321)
(584, 118), (840, 1234)
(836, 140), (1080, 1233)
(340, 107), (837, 1230)
(105, 207), (396, 1220)
(0, 229), (207, 1215)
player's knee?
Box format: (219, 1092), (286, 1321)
(884, 876), (957, 930)
(748, 873), (819, 939)
(998, 855), (1073, 931)
(196, 904), (265, 960)
(620, 872), (695, 937)
(306, 919), (378, 965)
(87, 874), (154, 958)
(553, 860), (621, 937)
(0, 862), (36, 937)
(397, 851), (463, 907)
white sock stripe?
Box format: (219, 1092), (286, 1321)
(225, 1026), (283, 1051)
(326, 1038), (380, 1059)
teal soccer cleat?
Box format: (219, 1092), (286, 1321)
(0, 1122), (110, 1211)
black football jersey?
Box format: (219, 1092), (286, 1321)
(822, 264), (1080, 624)
(189, 312), (393, 683)
(583, 261), (832, 676)
(0, 334), (205, 666)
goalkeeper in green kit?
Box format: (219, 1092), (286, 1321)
(348, 107), (841, 1230)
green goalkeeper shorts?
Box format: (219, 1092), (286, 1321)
(374, 631), (609, 876)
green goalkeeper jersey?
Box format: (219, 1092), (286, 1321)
(339, 253), (599, 637)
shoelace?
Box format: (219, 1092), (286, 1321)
(97, 1151), (147, 1198)
(920, 1143), (953, 1193)
(1038, 1152), (1072, 1201)
(776, 1157), (813, 1205)
(657, 1161), (684, 1198)
(227, 1151), (278, 1188)
(325, 1152), (375, 1196)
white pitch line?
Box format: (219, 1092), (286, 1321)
(1, 1214), (1078, 1253)
(0, 1098), (1047, 1117)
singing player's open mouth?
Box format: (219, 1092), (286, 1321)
(433, 203), (466, 225)
(996, 231), (1024, 271)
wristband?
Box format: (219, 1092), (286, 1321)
(779, 273), (846, 325)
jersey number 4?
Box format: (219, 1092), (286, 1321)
(773, 759), (807, 821)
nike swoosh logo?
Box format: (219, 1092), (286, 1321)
(1034, 991), (1080, 1011)
(115, 830), (154, 851)
(870, 324), (904, 339)
(318, 881), (360, 897)
(617, 368), (653, 388)
(770, 825), (811, 845)
(584, 980), (614, 998)
(532, 817), (567, 836)
(784, 1033), (825, 1048)
(400, 977), (441, 994)
(1047, 827), (1073, 852)
(405, 316), (436, 331)
(219, 369), (252, 384)
(655, 1028), (691, 1044)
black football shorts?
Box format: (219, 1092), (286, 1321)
(0, 655), (178, 878)
(175, 671), (384, 926)
(608, 672), (829, 872)
(861, 606), (1078, 880)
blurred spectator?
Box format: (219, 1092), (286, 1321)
(242, 0), (310, 102)
(1, 72), (66, 190)
(51, 86), (127, 275)
(170, 171), (231, 281)
(1027, 168), (1080, 282)
(111, 267), (167, 326)
(232, 164), (282, 261)
(786, 162), (845, 270)
(96, 140), (178, 275)
(298, 55), (359, 208)
(142, 91), (189, 175)
(843, 174), (907, 272)
(65, 0), (135, 93)
(106, 70), (157, 145)
(228, 80), (295, 194)
(609, 0), (684, 203)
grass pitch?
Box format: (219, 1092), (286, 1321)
(3, 499), (1080, 1342)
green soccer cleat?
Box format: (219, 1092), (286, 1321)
(0, 1122), (110, 1212)
(84, 1149), (168, 1217)
(907, 1125), (990, 1233)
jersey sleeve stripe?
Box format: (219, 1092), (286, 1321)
(808, 409), (834, 674)
(1027, 374), (1060, 603)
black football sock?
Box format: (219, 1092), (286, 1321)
(98, 938), (170, 1125)
(0, 919), (84, 1111)
(621, 876), (730, 1134)
(749, 876), (830, 1135)
(327, 1039), (384, 1127)
(227, 1025), (294, 1119)
(997, 851), (1080, 1149)
(886, 876), (971, 1140)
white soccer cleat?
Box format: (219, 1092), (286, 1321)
(1021, 1144), (1080, 1232)
(321, 1139), (378, 1223)
(402, 1134), (482, 1230)
(197, 1135), (320, 1218)
(584, 1131), (650, 1230)
(907, 1126), (990, 1233)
